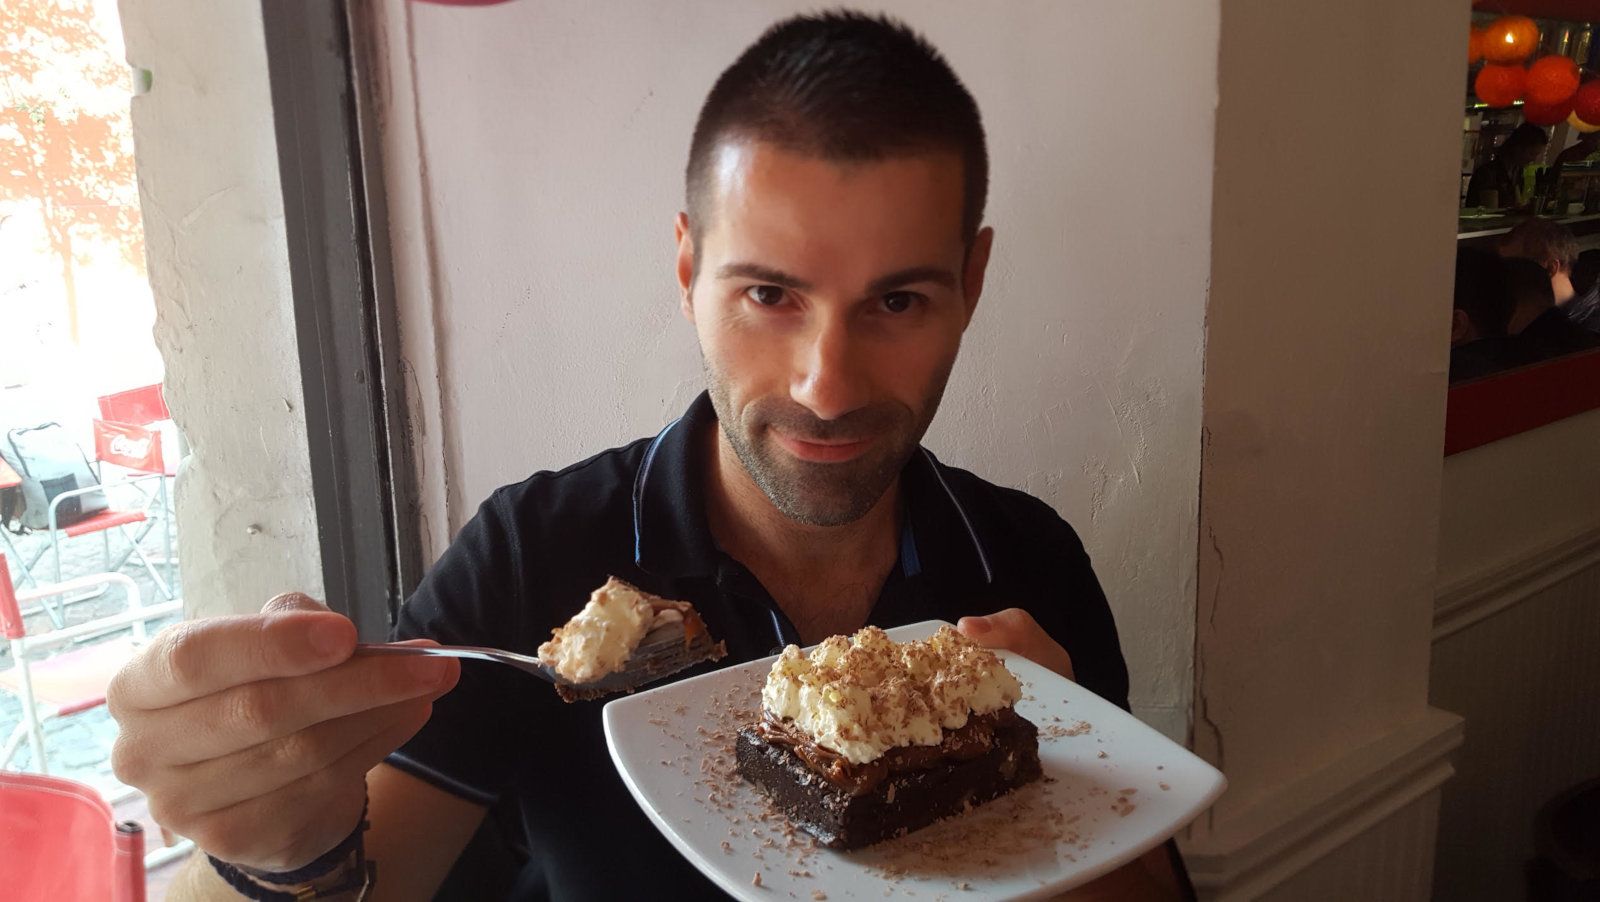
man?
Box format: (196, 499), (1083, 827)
(1573, 249), (1600, 332)
(1466, 123), (1547, 210)
(1499, 217), (1600, 334)
(1553, 129), (1600, 168)
(107, 12), (1190, 901)
(1498, 256), (1600, 367)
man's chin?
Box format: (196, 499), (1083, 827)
(756, 461), (895, 527)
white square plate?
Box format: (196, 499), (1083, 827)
(603, 621), (1225, 901)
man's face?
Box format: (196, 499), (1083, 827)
(675, 140), (992, 527)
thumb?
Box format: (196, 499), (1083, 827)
(957, 608), (1035, 643)
(262, 591), (332, 615)
(260, 592), (355, 663)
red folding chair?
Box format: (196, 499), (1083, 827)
(0, 554), (179, 773)
(97, 384), (171, 426)
(0, 554), (191, 873)
(91, 418), (177, 587)
(1, 456), (23, 587)
(95, 383), (180, 574)
(0, 770), (146, 902)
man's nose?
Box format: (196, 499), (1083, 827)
(790, 314), (867, 422)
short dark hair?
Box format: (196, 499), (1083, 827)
(1454, 247), (1513, 337)
(1501, 255), (1556, 310)
(685, 11), (988, 250)
(1500, 217), (1579, 270)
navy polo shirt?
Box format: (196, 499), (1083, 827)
(387, 392), (1130, 900)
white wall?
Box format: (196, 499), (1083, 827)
(1430, 398), (1600, 901)
(367, 0), (1219, 739)
(118, 0), (324, 616)
(1190, 0), (1463, 859)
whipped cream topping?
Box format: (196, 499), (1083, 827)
(760, 625), (1023, 764)
(537, 577), (674, 683)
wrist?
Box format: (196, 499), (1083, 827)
(207, 797), (374, 901)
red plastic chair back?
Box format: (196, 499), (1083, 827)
(0, 553), (21, 640)
(96, 385), (170, 427)
(93, 420), (167, 477)
(0, 770), (146, 902)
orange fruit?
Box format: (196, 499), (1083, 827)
(1482, 15), (1540, 64)
(1526, 56), (1580, 106)
(1475, 64), (1526, 108)
(1574, 81), (1600, 129)
(1468, 27), (1486, 65)
(1524, 98), (1573, 126)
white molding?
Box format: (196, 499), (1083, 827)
(1433, 524), (1600, 642)
(1180, 709), (1463, 900)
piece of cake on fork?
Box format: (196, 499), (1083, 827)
(735, 625), (1042, 849)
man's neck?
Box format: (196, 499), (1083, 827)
(1553, 272), (1576, 306)
(701, 422), (901, 638)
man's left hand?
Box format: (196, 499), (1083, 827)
(956, 608), (1075, 681)
(957, 609), (1187, 900)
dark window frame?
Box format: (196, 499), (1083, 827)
(260, 1), (420, 639)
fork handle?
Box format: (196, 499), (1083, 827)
(355, 643), (518, 667)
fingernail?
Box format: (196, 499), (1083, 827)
(308, 620), (346, 657)
(960, 616), (991, 635)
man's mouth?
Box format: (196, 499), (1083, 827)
(770, 430), (873, 464)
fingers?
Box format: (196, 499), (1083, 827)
(150, 695), (438, 827)
(126, 645), (458, 765)
(957, 608), (1075, 680)
(109, 606), (356, 712)
(104, 593), (460, 873)
(172, 757), (373, 872)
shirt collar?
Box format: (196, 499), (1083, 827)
(632, 391), (995, 586)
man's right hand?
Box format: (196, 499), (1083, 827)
(107, 593), (460, 873)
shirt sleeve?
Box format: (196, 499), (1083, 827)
(383, 490), (525, 806)
(1011, 500), (1132, 713)
(1052, 527), (1132, 713)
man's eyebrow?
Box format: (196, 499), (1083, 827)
(867, 266), (958, 294)
(713, 262), (959, 295)
(714, 262), (814, 291)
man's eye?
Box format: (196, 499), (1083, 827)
(746, 285), (785, 306)
(882, 291), (921, 314)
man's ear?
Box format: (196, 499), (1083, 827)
(960, 226), (995, 326)
(1451, 308), (1473, 346)
(675, 212), (696, 323)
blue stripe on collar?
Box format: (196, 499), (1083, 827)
(632, 415), (683, 566)
(919, 448), (995, 584)
(899, 518), (923, 578)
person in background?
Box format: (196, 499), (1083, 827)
(1500, 256), (1600, 366)
(1499, 218), (1600, 333)
(1571, 249), (1600, 332)
(1554, 129), (1600, 167)
(1449, 247), (1514, 383)
(1466, 123), (1548, 209)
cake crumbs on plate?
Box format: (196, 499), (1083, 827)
(811, 892), (827, 900)
(752, 871), (763, 887)
(1160, 782), (1171, 791)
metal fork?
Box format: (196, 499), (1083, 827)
(354, 619), (716, 696)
